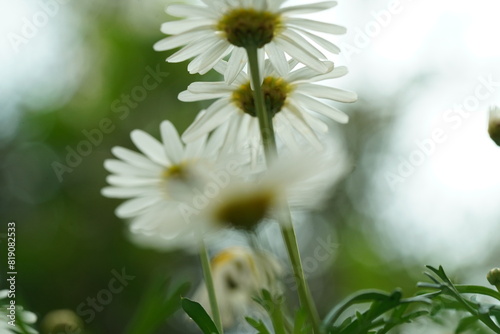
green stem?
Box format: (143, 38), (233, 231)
(245, 45), (322, 334)
(199, 241), (224, 334)
(280, 210), (322, 334)
(269, 296), (288, 334)
(246, 45), (277, 163)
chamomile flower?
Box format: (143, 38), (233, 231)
(154, 0), (346, 82)
(488, 106), (500, 146)
(180, 59), (356, 152)
(0, 290), (38, 334)
(101, 120), (232, 250)
(193, 247), (282, 328)
(179, 152), (336, 232)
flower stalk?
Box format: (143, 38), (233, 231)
(199, 240), (224, 333)
(246, 45), (278, 163)
(246, 45), (322, 334)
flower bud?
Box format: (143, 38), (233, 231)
(41, 309), (83, 334)
(487, 267), (500, 291)
(488, 106), (500, 146)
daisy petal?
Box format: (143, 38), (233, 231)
(131, 130), (170, 165)
(285, 18), (346, 35)
(274, 114), (299, 150)
(288, 63), (348, 82)
(188, 41), (233, 74)
(189, 82), (233, 95)
(104, 159), (158, 177)
(167, 4), (216, 19)
(154, 30), (209, 51)
(286, 61), (333, 82)
(225, 47), (247, 84)
(268, 0), (287, 11)
(179, 89), (229, 102)
(296, 28), (341, 54)
(107, 175), (160, 187)
(160, 19), (213, 35)
(297, 83), (358, 103)
(160, 19), (214, 35)
(184, 135), (208, 159)
(116, 196), (162, 218)
(275, 35), (329, 73)
(283, 106), (323, 150)
(281, 28), (326, 59)
(301, 110), (329, 133)
(293, 93), (349, 123)
(279, 2), (338, 14)
(308, 66), (349, 82)
(265, 42), (289, 76)
(168, 36), (222, 63)
(160, 121), (184, 163)
(112, 147), (163, 171)
(101, 186), (160, 199)
(182, 99), (235, 142)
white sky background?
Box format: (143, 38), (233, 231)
(329, 0), (500, 272)
(1, 0), (500, 274)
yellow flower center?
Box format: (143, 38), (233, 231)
(163, 163), (189, 181)
(215, 192), (274, 230)
(217, 8), (282, 48)
(232, 76), (291, 117)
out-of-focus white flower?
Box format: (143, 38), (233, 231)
(101, 120), (232, 250)
(103, 119), (344, 250)
(0, 290), (38, 334)
(154, 0), (346, 82)
(179, 151), (344, 232)
(193, 247), (282, 329)
(488, 106), (500, 146)
(180, 59), (356, 154)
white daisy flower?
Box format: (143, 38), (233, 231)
(154, 0), (346, 82)
(179, 152), (336, 231)
(488, 106), (500, 146)
(193, 247), (282, 329)
(101, 120), (235, 250)
(0, 290), (38, 334)
(179, 59), (357, 153)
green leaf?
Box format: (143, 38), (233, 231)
(455, 316), (479, 333)
(421, 265), (500, 333)
(293, 309), (309, 334)
(254, 289), (287, 334)
(454, 285), (500, 301)
(246, 317), (272, 334)
(323, 290), (396, 326)
(376, 306), (428, 334)
(181, 298), (220, 334)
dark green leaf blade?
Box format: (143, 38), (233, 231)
(182, 298), (220, 334)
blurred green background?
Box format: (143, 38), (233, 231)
(1, 0), (500, 333)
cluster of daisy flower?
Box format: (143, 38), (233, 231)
(103, 0), (356, 332)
